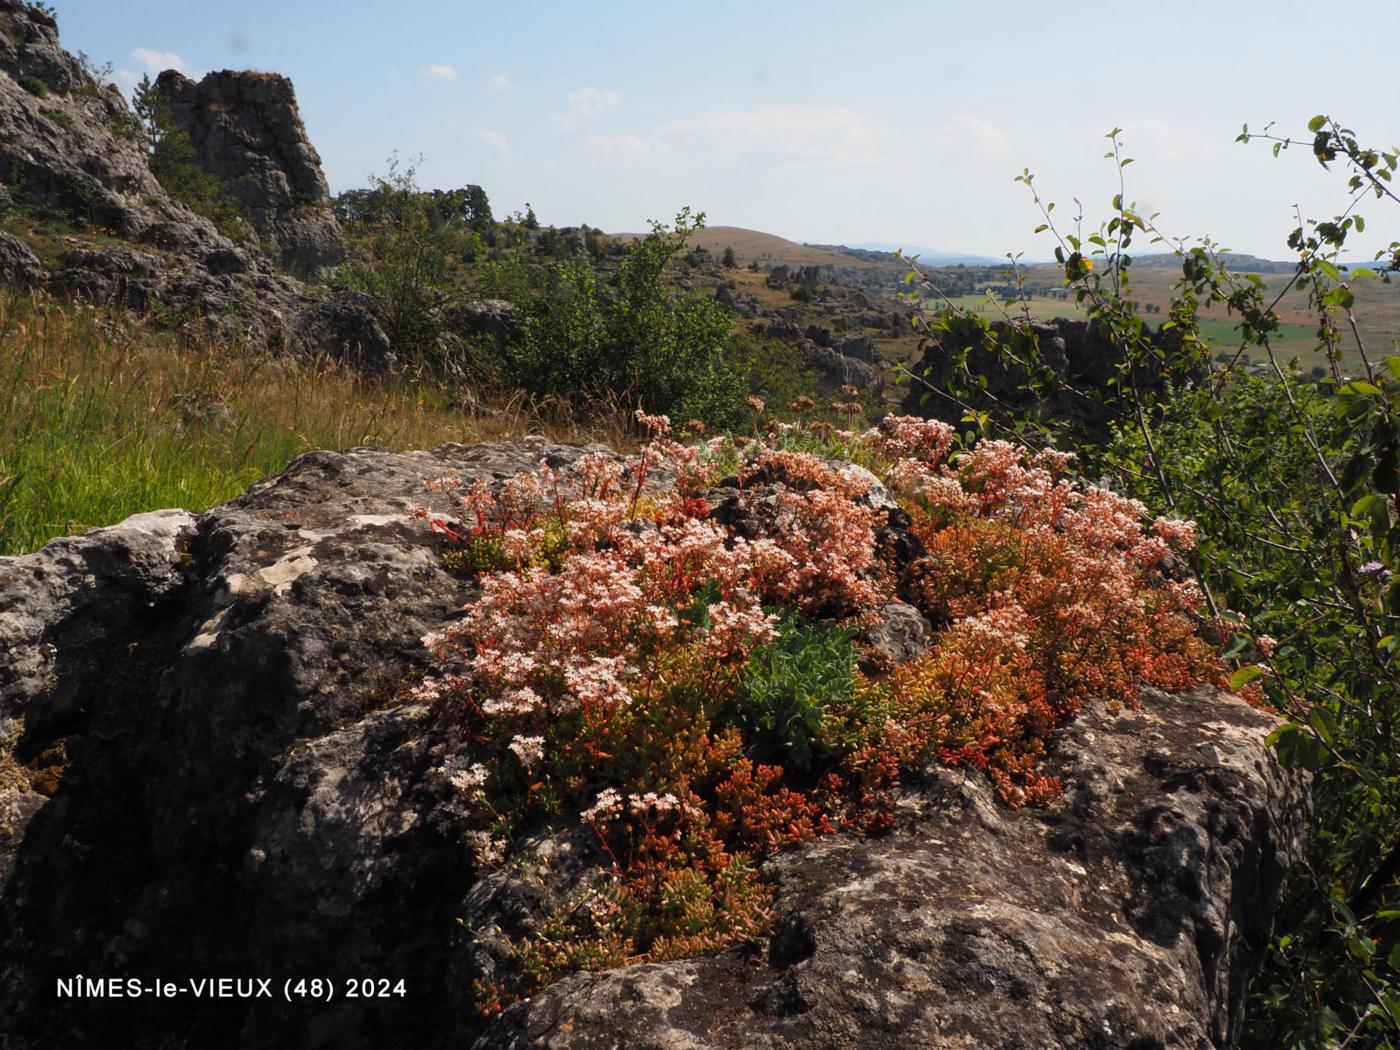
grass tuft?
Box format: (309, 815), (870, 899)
(0, 294), (634, 555)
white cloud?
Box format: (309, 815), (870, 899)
(551, 86), (621, 132)
(661, 107), (1009, 176)
(476, 128), (511, 163)
(421, 63), (458, 83)
(586, 135), (675, 170)
(665, 107), (894, 171)
(487, 72), (509, 93)
(130, 47), (188, 74)
(943, 114), (1010, 155)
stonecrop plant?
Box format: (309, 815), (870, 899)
(413, 411), (1233, 1012)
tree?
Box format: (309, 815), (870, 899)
(332, 156), (457, 359)
(130, 74), (246, 239)
(721, 246), (737, 268)
(463, 184), (493, 232)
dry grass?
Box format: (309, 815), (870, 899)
(617, 225), (908, 274)
(0, 294), (634, 555)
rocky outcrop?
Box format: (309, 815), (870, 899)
(799, 337), (884, 393)
(0, 1), (377, 353)
(156, 70), (344, 280)
(0, 439), (1306, 1049)
(0, 230), (43, 288)
(293, 287), (394, 369)
(901, 317), (1195, 439)
(480, 685), (1306, 1050)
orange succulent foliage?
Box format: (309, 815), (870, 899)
(417, 413), (1230, 1011)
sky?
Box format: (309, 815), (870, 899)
(48, 0), (1400, 261)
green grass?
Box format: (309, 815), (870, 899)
(0, 296), (629, 556)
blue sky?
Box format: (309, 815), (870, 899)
(49, 0), (1400, 259)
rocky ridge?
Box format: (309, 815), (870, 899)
(0, 0), (376, 358)
(0, 438), (1307, 1049)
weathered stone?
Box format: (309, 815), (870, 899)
(0, 1), (366, 356)
(836, 333), (875, 361)
(799, 338), (883, 393)
(0, 440), (1307, 1049)
(0, 230), (44, 288)
(156, 70), (344, 279)
(901, 317), (1197, 440)
(478, 687), (1307, 1050)
(295, 288), (395, 371)
(763, 317), (803, 341)
(0, 440), (615, 1049)
(445, 297), (521, 342)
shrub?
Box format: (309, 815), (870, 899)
(330, 155), (459, 359)
(901, 116), (1400, 1046)
(497, 209), (747, 427)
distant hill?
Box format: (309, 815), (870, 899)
(622, 226), (1015, 274)
(647, 226), (900, 271)
(1124, 252), (1293, 273)
(846, 241), (1008, 267)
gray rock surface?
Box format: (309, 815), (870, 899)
(156, 69), (344, 280)
(0, 0), (377, 353)
(901, 317), (1196, 440)
(0, 230), (44, 287)
(294, 287), (395, 370)
(478, 686), (1307, 1050)
(0, 439), (1306, 1049)
(799, 338), (883, 393)
(0, 440), (615, 1049)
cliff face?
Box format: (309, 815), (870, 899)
(0, 0), (380, 359)
(156, 69), (344, 280)
(0, 439), (1308, 1049)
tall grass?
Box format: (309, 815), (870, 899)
(0, 295), (632, 555)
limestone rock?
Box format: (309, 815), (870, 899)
(478, 686), (1306, 1050)
(901, 317), (1198, 440)
(156, 70), (344, 279)
(0, 1), (374, 355)
(0, 443), (1306, 1050)
(0, 230), (44, 288)
(295, 288), (395, 371)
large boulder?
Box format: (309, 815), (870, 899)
(0, 440), (1306, 1049)
(294, 288), (395, 371)
(0, 230), (44, 288)
(156, 70), (344, 280)
(799, 337), (884, 393)
(901, 317), (1198, 440)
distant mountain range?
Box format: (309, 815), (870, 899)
(841, 242), (1009, 266)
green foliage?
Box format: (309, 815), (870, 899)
(736, 616), (862, 770)
(0, 297), (518, 556)
(331, 155), (460, 359)
(131, 74), (248, 240)
(904, 116), (1400, 1047)
(497, 209), (747, 427)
